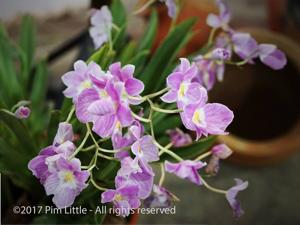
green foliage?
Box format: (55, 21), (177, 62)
(0, 17), (55, 192)
(111, 0), (127, 51)
(140, 18), (196, 93)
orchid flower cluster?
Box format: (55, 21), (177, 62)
(26, 0), (288, 220)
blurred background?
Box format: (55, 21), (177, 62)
(1, 0), (300, 224)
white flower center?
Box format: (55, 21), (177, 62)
(59, 170), (77, 188)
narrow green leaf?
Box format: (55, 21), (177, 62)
(87, 44), (115, 70)
(30, 61), (48, 106)
(141, 18), (197, 94)
(119, 41), (137, 63)
(154, 31), (194, 92)
(60, 98), (73, 120)
(19, 15), (36, 74)
(0, 25), (22, 104)
(111, 0), (127, 51)
(134, 10), (158, 72)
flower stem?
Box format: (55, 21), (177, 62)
(159, 163), (166, 186)
(194, 151), (212, 161)
(151, 105), (182, 114)
(66, 106), (75, 123)
(112, 23), (120, 31)
(132, 112), (151, 123)
(90, 174), (107, 192)
(200, 177), (227, 195)
(148, 98), (181, 114)
(208, 28), (218, 46)
(97, 152), (118, 161)
(86, 123), (117, 162)
(82, 138), (110, 152)
(164, 142), (173, 149)
(133, 0), (156, 15)
(155, 140), (183, 161)
(69, 129), (89, 159)
(144, 87), (170, 99)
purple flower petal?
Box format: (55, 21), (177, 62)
(101, 189), (116, 203)
(53, 187), (77, 208)
(131, 135), (159, 162)
(14, 106), (31, 119)
(167, 128), (192, 147)
(165, 160), (206, 185)
(125, 78), (144, 96)
(117, 104), (134, 127)
(89, 6), (112, 49)
(160, 90), (177, 103)
(226, 179), (248, 219)
(202, 103), (234, 135)
(87, 98), (116, 116)
(206, 14), (221, 28)
(232, 32), (258, 61)
(92, 114), (116, 138)
(211, 48), (231, 60)
(167, 72), (183, 89)
(258, 44), (287, 70)
(160, 0), (177, 19)
(53, 122), (73, 146)
(212, 144), (232, 159)
(28, 146), (56, 184)
(76, 88), (99, 123)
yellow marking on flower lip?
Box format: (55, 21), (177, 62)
(99, 90), (108, 98)
(192, 109), (205, 125)
(137, 144), (142, 153)
(179, 83), (186, 98)
(114, 194), (123, 201)
(81, 80), (92, 89)
(115, 121), (121, 130)
(63, 171), (75, 183)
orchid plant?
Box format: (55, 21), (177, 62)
(1, 0), (287, 224)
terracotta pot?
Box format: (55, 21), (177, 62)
(149, 0), (217, 55)
(209, 28), (300, 166)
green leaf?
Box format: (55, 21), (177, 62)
(159, 136), (216, 161)
(0, 24), (22, 105)
(134, 10), (158, 72)
(47, 110), (61, 144)
(154, 31), (195, 92)
(30, 61), (48, 106)
(0, 109), (37, 154)
(87, 44), (115, 69)
(140, 18), (197, 94)
(96, 160), (120, 182)
(19, 15), (36, 75)
(60, 98), (73, 120)
(112, 24), (127, 52)
(111, 0), (127, 51)
(19, 16), (36, 87)
(119, 41), (137, 63)
(0, 138), (34, 190)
